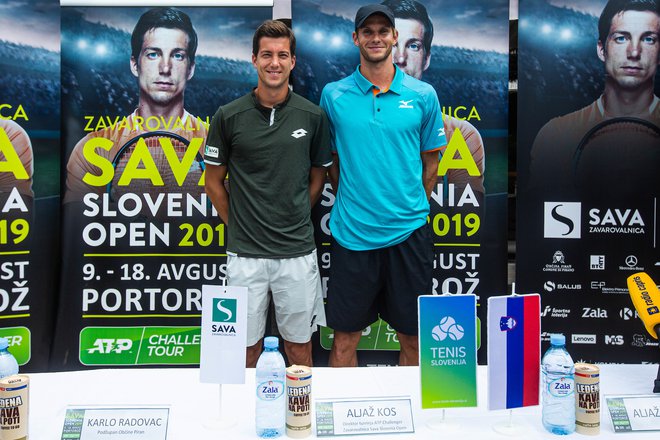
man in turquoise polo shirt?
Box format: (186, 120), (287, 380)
(320, 4), (446, 367)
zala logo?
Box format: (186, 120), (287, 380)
(582, 307), (608, 318)
(431, 316), (464, 341)
(87, 338), (132, 354)
(213, 298), (237, 323)
(291, 128), (307, 139)
(544, 202), (581, 239)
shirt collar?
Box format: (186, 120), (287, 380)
(352, 64), (404, 95)
(250, 87), (292, 111)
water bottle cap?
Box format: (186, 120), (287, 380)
(264, 336), (279, 349)
(550, 333), (565, 345)
(0, 338), (8, 350)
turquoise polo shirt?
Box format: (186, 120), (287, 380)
(320, 65), (446, 251)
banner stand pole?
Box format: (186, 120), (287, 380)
(491, 409), (529, 436)
(426, 409), (459, 432)
(203, 384), (237, 430)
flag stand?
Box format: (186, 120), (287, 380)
(203, 384), (237, 430)
(426, 409), (460, 432)
(491, 409), (529, 436)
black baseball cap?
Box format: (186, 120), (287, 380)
(354, 4), (395, 30)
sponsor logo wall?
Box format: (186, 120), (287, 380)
(517, 0), (659, 362)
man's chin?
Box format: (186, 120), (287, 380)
(147, 92), (179, 107)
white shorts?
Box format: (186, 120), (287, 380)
(227, 250), (326, 346)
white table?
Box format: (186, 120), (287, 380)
(29, 364), (660, 439)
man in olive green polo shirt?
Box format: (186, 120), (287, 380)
(204, 20), (332, 367)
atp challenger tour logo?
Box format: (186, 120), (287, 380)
(211, 298), (237, 334)
(87, 338), (133, 354)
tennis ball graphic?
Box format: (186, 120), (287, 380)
(446, 323), (464, 341)
(431, 325), (445, 341)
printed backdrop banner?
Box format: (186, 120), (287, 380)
(292, 0), (510, 365)
(0, 0), (61, 372)
(52, 5), (271, 370)
(517, 0), (660, 362)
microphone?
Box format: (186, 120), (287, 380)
(627, 272), (660, 393)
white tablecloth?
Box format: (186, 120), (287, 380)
(29, 364), (659, 439)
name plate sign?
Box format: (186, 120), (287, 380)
(606, 395), (660, 433)
(61, 407), (169, 440)
(315, 397), (414, 436)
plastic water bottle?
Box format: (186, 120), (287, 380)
(0, 337), (19, 378)
(542, 333), (575, 435)
(255, 336), (286, 438)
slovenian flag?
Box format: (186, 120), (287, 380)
(487, 294), (541, 410)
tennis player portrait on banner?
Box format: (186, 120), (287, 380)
(64, 7), (207, 207)
(54, 5), (270, 369)
(529, 0), (659, 198)
(517, 0), (659, 364)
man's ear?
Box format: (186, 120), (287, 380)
(353, 31), (359, 47)
(130, 56), (139, 78)
(597, 40), (606, 63)
(187, 62), (196, 81)
(424, 53), (431, 72)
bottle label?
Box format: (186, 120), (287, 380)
(549, 376), (575, 397)
(257, 380), (284, 401)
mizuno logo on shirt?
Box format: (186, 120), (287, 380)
(206, 145), (219, 158)
(291, 128), (307, 138)
(438, 128), (445, 137)
(398, 100), (414, 109)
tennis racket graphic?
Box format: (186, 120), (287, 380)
(572, 117), (659, 197)
(106, 131), (205, 202)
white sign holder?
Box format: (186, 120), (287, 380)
(426, 409), (459, 432)
(199, 284), (248, 431)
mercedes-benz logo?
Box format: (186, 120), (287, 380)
(625, 255), (638, 267)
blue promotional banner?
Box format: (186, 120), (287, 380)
(418, 294), (477, 409)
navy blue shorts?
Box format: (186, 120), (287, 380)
(326, 224), (433, 335)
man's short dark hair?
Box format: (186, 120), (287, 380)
(252, 20), (296, 57)
(598, 0), (660, 44)
(131, 7), (198, 65)
(381, 0), (434, 56)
